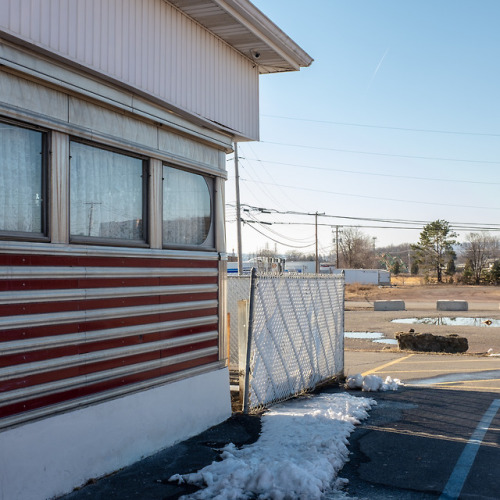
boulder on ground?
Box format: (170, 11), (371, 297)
(395, 331), (468, 353)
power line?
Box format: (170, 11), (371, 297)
(231, 203), (500, 231)
(239, 179), (500, 211)
(255, 220), (500, 232)
(244, 221), (316, 249)
(261, 114), (500, 138)
(261, 141), (500, 165)
(238, 157), (500, 187)
(245, 213), (315, 243)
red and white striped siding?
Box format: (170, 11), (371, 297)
(0, 249), (220, 429)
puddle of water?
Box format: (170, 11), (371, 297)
(344, 332), (398, 345)
(392, 317), (500, 327)
(373, 338), (398, 345)
(344, 331), (383, 339)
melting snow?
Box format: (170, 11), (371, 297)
(170, 393), (375, 499)
(345, 373), (403, 392)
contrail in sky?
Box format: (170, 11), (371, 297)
(367, 47), (389, 89)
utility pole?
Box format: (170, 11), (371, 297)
(234, 143), (243, 274)
(315, 212), (319, 273)
(335, 225), (340, 269)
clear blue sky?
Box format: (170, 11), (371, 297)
(225, 0), (500, 257)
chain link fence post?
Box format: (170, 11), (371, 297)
(243, 268), (257, 414)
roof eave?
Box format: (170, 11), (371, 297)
(169, 0), (313, 73)
(214, 0), (313, 70)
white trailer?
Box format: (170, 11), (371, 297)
(333, 269), (391, 285)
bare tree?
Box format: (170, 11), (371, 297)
(339, 227), (375, 268)
(462, 232), (499, 284)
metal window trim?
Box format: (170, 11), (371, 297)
(0, 240), (220, 260)
(1, 101), (229, 179)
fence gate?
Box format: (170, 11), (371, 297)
(228, 271), (344, 413)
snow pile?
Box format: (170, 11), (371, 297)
(170, 393), (374, 499)
(345, 373), (403, 392)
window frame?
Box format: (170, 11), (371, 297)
(161, 163), (215, 251)
(0, 117), (49, 242)
(69, 138), (149, 248)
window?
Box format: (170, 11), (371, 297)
(162, 166), (213, 248)
(0, 120), (46, 237)
(70, 141), (147, 244)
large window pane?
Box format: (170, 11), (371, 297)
(0, 122), (44, 234)
(70, 142), (145, 241)
(163, 166), (212, 246)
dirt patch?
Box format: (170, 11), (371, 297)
(345, 283), (500, 303)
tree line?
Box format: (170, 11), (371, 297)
(253, 220), (500, 285)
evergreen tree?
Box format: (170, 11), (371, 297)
(488, 261), (500, 285)
(411, 220), (457, 283)
(392, 260), (401, 275)
(462, 259), (473, 284)
(445, 258), (456, 276)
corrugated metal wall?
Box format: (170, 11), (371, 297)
(0, 248), (220, 429)
(0, 0), (260, 140)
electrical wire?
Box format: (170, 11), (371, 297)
(240, 178), (500, 211)
(261, 114), (500, 138)
(245, 212), (315, 243)
(229, 202), (500, 229)
(244, 221), (316, 249)
(238, 157), (500, 187)
(261, 141), (500, 165)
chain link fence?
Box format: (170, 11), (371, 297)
(228, 271), (344, 413)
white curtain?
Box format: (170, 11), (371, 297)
(0, 123), (43, 233)
(163, 166), (212, 246)
(70, 142), (144, 240)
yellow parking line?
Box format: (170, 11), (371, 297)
(373, 369), (500, 374)
(362, 354), (414, 376)
(399, 359), (500, 365)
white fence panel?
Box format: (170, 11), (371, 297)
(228, 272), (344, 413)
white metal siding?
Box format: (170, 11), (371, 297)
(0, 0), (260, 140)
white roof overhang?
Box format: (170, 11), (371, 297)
(167, 0), (313, 73)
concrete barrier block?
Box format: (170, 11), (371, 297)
(436, 300), (468, 311)
(374, 300), (406, 311)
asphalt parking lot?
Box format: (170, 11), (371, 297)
(342, 350), (500, 499)
(342, 298), (500, 499)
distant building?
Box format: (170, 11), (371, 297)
(333, 269), (391, 285)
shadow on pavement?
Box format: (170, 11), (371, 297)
(332, 385), (500, 499)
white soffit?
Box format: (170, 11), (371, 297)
(167, 0), (313, 73)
